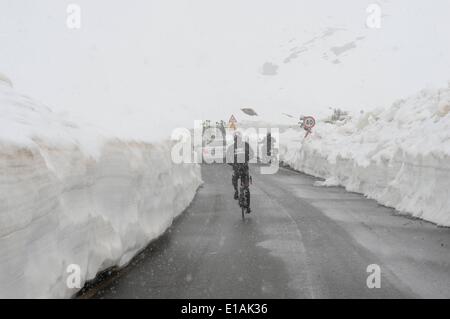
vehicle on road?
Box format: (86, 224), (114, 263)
(202, 138), (227, 163)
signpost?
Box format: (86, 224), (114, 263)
(302, 116), (316, 138)
(228, 115), (237, 130)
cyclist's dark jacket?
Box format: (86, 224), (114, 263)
(226, 140), (254, 166)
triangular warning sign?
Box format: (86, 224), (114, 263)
(229, 115), (237, 123)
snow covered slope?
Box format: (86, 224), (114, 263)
(280, 84), (450, 226)
(0, 83), (202, 298)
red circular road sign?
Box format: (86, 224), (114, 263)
(303, 116), (316, 129)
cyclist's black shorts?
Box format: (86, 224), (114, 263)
(233, 163), (249, 176)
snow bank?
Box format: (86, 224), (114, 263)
(0, 73), (12, 88)
(280, 84), (450, 226)
(0, 84), (202, 298)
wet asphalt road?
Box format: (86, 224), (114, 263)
(87, 164), (450, 299)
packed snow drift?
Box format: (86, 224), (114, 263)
(0, 82), (202, 298)
(280, 84), (450, 226)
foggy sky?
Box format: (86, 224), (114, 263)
(1, 0), (449, 140)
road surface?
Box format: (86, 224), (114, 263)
(84, 164), (450, 299)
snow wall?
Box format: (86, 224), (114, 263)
(280, 85), (450, 227)
(0, 83), (202, 298)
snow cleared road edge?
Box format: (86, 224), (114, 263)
(0, 84), (202, 298)
(280, 85), (450, 227)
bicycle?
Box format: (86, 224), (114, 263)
(238, 172), (252, 220)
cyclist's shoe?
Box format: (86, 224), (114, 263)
(234, 191), (238, 200)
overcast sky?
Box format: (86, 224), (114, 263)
(1, 0), (449, 139)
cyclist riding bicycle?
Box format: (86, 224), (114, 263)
(260, 132), (277, 164)
(227, 131), (254, 213)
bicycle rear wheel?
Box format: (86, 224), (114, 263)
(241, 206), (245, 220)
